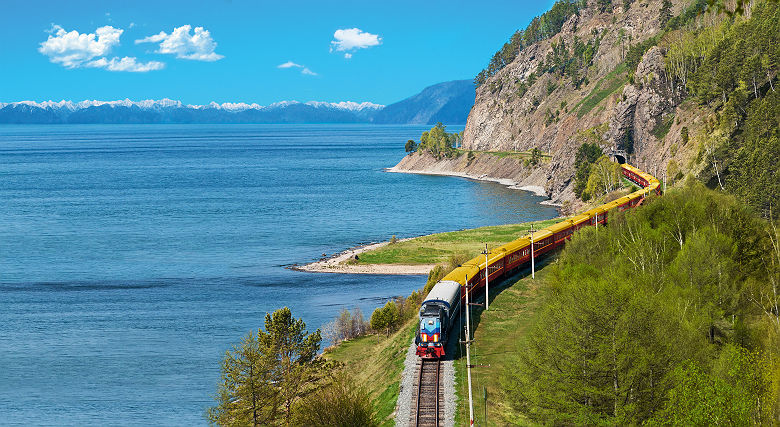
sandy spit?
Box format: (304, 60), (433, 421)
(289, 239), (435, 275)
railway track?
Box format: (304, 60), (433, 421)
(412, 359), (441, 427)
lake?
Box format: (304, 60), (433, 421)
(0, 124), (558, 425)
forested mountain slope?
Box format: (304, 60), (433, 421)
(461, 0), (777, 216)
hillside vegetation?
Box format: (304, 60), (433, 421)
(459, 0), (778, 215)
(503, 181), (780, 424)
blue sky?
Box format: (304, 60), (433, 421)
(0, 0), (554, 105)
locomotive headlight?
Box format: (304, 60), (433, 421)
(422, 334), (428, 342)
(433, 333), (439, 343)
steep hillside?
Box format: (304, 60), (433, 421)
(397, 0), (778, 214)
(371, 80), (475, 124)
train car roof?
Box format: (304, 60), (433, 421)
(545, 220), (573, 234)
(443, 264), (480, 285)
(528, 229), (553, 241)
(582, 206), (605, 217)
(495, 237), (530, 254)
(570, 214), (591, 225)
(422, 280), (461, 310)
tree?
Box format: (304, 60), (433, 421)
(261, 307), (325, 426)
(404, 139), (417, 155)
(206, 331), (278, 426)
(530, 147), (543, 166)
(660, 0), (672, 27)
(370, 300), (399, 336)
(294, 370), (378, 427)
(583, 155), (621, 200)
(648, 360), (755, 426)
(574, 142), (603, 198)
(207, 307), (325, 427)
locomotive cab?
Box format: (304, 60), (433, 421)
(416, 304), (446, 358)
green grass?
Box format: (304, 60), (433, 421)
(324, 320), (417, 426)
(652, 114), (675, 140)
(453, 261), (553, 426)
(575, 62), (628, 118)
(357, 219), (563, 265)
(450, 149), (552, 161)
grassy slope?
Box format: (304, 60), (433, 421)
(357, 219), (562, 265)
(574, 62), (628, 118)
(452, 262), (553, 426)
(327, 220), (559, 425)
(323, 319), (416, 426)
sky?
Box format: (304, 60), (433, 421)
(0, 0), (554, 105)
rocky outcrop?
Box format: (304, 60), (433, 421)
(608, 46), (681, 156)
(403, 0), (693, 204)
(390, 151), (554, 200)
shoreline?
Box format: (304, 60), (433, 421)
(288, 238), (435, 275)
(386, 165), (553, 200)
(292, 164), (563, 276)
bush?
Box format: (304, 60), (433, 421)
(323, 308), (369, 344)
(294, 370), (378, 427)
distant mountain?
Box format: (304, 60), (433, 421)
(0, 99), (385, 124)
(370, 80), (475, 125)
(0, 80), (476, 124)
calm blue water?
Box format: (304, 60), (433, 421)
(0, 124), (557, 425)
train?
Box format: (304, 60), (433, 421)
(415, 162), (661, 358)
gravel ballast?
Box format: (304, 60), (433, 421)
(394, 340), (457, 427)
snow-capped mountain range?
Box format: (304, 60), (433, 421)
(0, 80), (475, 124)
(0, 98), (384, 112)
(0, 98), (385, 124)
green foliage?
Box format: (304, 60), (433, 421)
(625, 35), (659, 73)
(207, 307), (325, 426)
(575, 62), (628, 117)
(680, 126), (689, 144)
(322, 307), (369, 344)
(370, 300), (400, 337)
(573, 142), (603, 198)
(293, 370), (379, 427)
(648, 362), (752, 426)
(583, 155), (622, 200)
(416, 123), (459, 159)
(659, 0), (673, 27)
(529, 147), (543, 166)
(404, 139), (416, 155)
(536, 33), (603, 88)
(475, 0), (583, 86)
(206, 330), (278, 426)
(505, 182), (780, 424)
(652, 114), (675, 140)
(664, 0), (779, 217)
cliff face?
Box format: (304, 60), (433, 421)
(452, 0), (695, 203)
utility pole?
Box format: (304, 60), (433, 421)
(528, 223), (536, 280)
(464, 279), (475, 426)
(482, 243), (489, 310)
(663, 170), (667, 193)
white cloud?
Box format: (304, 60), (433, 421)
(277, 61), (302, 69)
(136, 25), (223, 61)
(330, 28), (381, 56)
(38, 24), (164, 72)
(39, 24), (123, 68)
(129, 22), (136, 29)
(277, 61), (317, 76)
(87, 56), (164, 72)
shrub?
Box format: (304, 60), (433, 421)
(294, 370), (378, 427)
